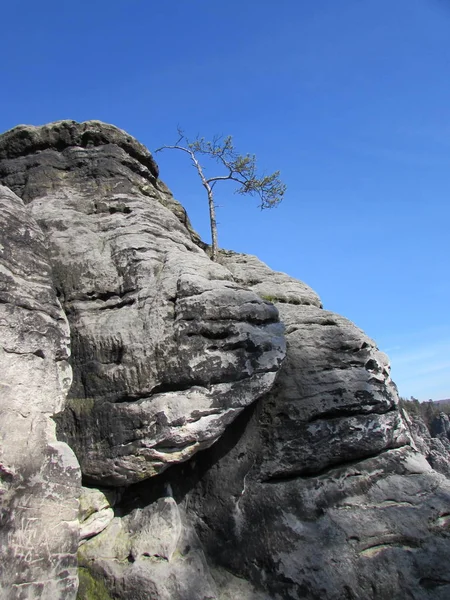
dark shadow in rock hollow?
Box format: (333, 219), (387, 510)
(117, 398), (259, 516)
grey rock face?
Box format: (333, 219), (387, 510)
(0, 121), (285, 487)
(404, 411), (450, 478)
(179, 436), (450, 600)
(0, 119), (159, 177)
(430, 412), (450, 440)
(2, 120), (450, 600)
(79, 487), (115, 542)
(119, 253), (450, 600)
(0, 185), (80, 599)
(219, 250), (322, 308)
(220, 251), (409, 481)
(78, 496), (218, 600)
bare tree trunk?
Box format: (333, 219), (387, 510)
(155, 143), (222, 262)
(155, 134), (285, 264)
(207, 187), (218, 261)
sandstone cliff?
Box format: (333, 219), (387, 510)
(0, 121), (449, 600)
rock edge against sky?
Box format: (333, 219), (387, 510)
(0, 121), (449, 600)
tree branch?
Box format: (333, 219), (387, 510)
(155, 143), (191, 155)
(154, 129), (286, 260)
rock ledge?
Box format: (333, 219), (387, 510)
(0, 120), (159, 177)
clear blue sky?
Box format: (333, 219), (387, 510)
(1, 0), (449, 400)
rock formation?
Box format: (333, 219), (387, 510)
(430, 412), (450, 440)
(0, 120), (449, 600)
(0, 120), (285, 488)
(404, 411), (450, 478)
(0, 185), (80, 598)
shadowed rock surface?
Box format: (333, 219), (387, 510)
(0, 121), (449, 600)
(430, 412), (450, 440)
(114, 253), (450, 600)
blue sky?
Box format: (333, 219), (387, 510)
(0, 0), (448, 400)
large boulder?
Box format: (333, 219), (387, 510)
(0, 185), (80, 599)
(0, 121), (285, 487)
(220, 250), (409, 479)
(171, 252), (450, 600)
(114, 252), (450, 600)
(404, 411), (450, 478)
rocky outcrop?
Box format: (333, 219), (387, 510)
(0, 121), (285, 487)
(221, 251), (409, 480)
(1, 120), (449, 600)
(79, 487), (115, 542)
(0, 185), (80, 599)
(430, 412), (450, 440)
(403, 411), (450, 478)
(78, 497), (219, 600)
(113, 255), (450, 600)
(180, 255), (449, 600)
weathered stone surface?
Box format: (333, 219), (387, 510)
(0, 121), (286, 487)
(403, 411), (450, 478)
(115, 254), (450, 600)
(140, 405), (450, 600)
(79, 487), (115, 542)
(220, 251), (409, 481)
(2, 120), (450, 600)
(430, 412), (450, 440)
(78, 496), (218, 600)
(0, 120), (159, 178)
(209, 566), (273, 600)
(219, 249), (322, 308)
(0, 185), (81, 599)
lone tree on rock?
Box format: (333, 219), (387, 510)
(155, 129), (286, 261)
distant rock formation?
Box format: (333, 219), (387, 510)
(404, 410), (450, 478)
(0, 121), (449, 600)
(430, 412), (450, 440)
(0, 120), (285, 488)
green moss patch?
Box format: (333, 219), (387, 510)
(77, 567), (114, 600)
